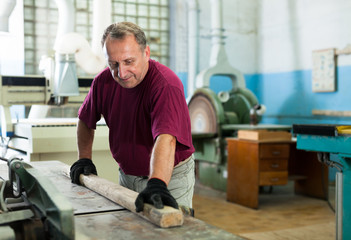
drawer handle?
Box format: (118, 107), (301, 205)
(270, 178), (279, 182)
(271, 163), (279, 168)
(272, 151), (281, 156)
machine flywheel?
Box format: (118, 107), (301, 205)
(188, 94), (217, 134)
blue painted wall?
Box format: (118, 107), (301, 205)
(247, 65), (351, 125)
(179, 64), (351, 126)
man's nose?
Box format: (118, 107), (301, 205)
(118, 65), (128, 79)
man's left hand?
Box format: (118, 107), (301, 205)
(135, 178), (178, 212)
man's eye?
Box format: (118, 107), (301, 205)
(110, 63), (118, 68)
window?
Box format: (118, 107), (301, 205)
(23, 0), (170, 76)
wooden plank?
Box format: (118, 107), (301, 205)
(312, 109), (351, 117)
(62, 166), (184, 228)
(237, 130), (292, 142)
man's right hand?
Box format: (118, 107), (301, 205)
(70, 158), (98, 184)
(135, 178), (179, 212)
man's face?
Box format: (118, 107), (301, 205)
(103, 34), (150, 88)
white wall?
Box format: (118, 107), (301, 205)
(174, 0), (351, 75)
(0, 0), (24, 75)
(257, 0), (351, 73)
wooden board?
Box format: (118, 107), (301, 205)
(312, 109), (351, 117)
(61, 165), (184, 228)
(237, 130), (292, 142)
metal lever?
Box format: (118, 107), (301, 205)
(9, 157), (24, 198)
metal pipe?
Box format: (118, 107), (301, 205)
(194, 0), (246, 90)
(336, 172), (343, 240)
(210, 0), (224, 43)
(92, 0), (111, 56)
(54, 0), (109, 75)
(54, 0), (75, 50)
(209, 0), (226, 67)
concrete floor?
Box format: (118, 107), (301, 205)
(193, 180), (336, 240)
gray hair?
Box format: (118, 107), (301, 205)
(101, 22), (147, 50)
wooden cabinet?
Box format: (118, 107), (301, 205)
(226, 139), (290, 209)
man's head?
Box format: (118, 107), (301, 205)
(102, 22), (150, 88)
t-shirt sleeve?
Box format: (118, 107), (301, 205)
(150, 85), (193, 150)
(78, 78), (102, 129)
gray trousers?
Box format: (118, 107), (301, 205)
(119, 154), (195, 208)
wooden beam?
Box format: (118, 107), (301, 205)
(63, 167), (184, 228)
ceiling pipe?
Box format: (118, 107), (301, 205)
(209, 0), (225, 66)
(187, 0), (199, 100)
(0, 0), (16, 32)
(50, 0), (110, 102)
(92, 0), (111, 56)
(195, 0), (246, 90)
(54, 0), (75, 50)
(54, 0), (110, 75)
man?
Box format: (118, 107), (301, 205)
(70, 22), (195, 213)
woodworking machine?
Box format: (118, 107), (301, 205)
(188, 85), (262, 191)
(185, 0), (293, 192)
(0, 160), (243, 239)
(0, 158), (74, 239)
(293, 124), (351, 240)
(0, 74), (90, 138)
(0, 75), (116, 177)
(188, 85), (292, 192)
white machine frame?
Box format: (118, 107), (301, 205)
(0, 75), (119, 184)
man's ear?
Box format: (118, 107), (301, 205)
(144, 45), (151, 59)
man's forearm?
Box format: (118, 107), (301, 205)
(77, 119), (95, 159)
(149, 134), (176, 185)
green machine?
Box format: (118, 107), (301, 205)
(0, 157), (74, 239)
(186, 0), (266, 191)
(188, 86), (261, 191)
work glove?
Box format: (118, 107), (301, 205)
(135, 178), (179, 212)
(70, 158), (97, 184)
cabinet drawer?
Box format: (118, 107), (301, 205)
(259, 171), (288, 186)
(260, 159), (288, 172)
(259, 144), (290, 158)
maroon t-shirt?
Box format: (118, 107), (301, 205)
(78, 59), (195, 176)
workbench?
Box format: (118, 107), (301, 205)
(0, 161), (243, 239)
(294, 124), (351, 240)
